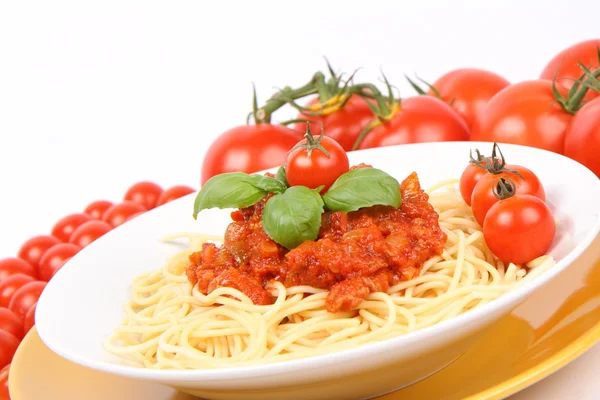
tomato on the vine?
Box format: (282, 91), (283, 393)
(427, 68), (510, 129)
(286, 131), (349, 191)
(356, 96), (470, 150)
(84, 200), (114, 220)
(0, 308), (23, 340)
(124, 181), (163, 210)
(69, 220), (112, 248)
(201, 124), (301, 185)
(8, 281), (46, 319)
(0, 364), (9, 399)
(156, 185), (195, 206)
(564, 97), (600, 178)
(483, 194), (555, 265)
(0, 275), (35, 308)
(23, 302), (36, 336)
(0, 259), (36, 281)
(51, 213), (92, 242)
(540, 39), (600, 102)
(294, 95), (375, 151)
(459, 152), (489, 206)
(102, 202), (146, 227)
(38, 243), (80, 281)
(17, 236), (59, 271)
(0, 330), (19, 369)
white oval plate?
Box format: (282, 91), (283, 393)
(35, 142), (600, 400)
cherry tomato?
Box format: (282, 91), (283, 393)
(471, 165), (545, 227)
(201, 124), (302, 185)
(483, 195), (555, 265)
(0, 364), (9, 400)
(286, 133), (349, 191)
(102, 201), (147, 228)
(0, 259), (36, 281)
(17, 236), (59, 271)
(23, 303), (36, 336)
(564, 97), (600, 178)
(540, 39), (600, 102)
(428, 68), (510, 129)
(471, 80), (572, 154)
(84, 200), (114, 219)
(69, 220), (112, 248)
(0, 308), (23, 341)
(125, 211), (146, 222)
(156, 185), (196, 206)
(8, 281), (46, 319)
(38, 243), (80, 281)
(0, 330), (19, 369)
(294, 95), (375, 151)
(459, 161), (488, 206)
(356, 96), (470, 150)
(124, 181), (163, 210)
(51, 213), (92, 242)
(0, 275), (35, 308)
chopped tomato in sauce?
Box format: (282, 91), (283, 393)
(186, 171), (446, 313)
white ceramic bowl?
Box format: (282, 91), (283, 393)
(36, 142), (600, 400)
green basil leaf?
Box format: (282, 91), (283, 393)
(262, 186), (324, 250)
(275, 165), (289, 188)
(193, 172), (268, 218)
(245, 175), (287, 194)
(322, 168), (401, 212)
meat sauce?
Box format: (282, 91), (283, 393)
(186, 170), (446, 313)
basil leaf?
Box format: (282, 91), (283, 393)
(322, 168), (401, 212)
(246, 175), (286, 194)
(262, 186), (324, 250)
(193, 172), (268, 218)
(275, 165), (289, 188)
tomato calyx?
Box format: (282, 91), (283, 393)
(288, 124), (331, 160)
(468, 148), (488, 165)
(492, 177), (517, 200)
(405, 74), (456, 107)
(553, 62), (600, 114)
(478, 143), (523, 179)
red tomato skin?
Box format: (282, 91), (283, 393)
(84, 200), (114, 220)
(0, 275), (35, 308)
(102, 202), (146, 228)
(69, 220), (112, 248)
(8, 281), (46, 319)
(564, 98), (600, 178)
(0, 363), (9, 399)
(124, 181), (163, 210)
(471, 80), (571, 154)
(23, 302), (36, 336)
(201, 124), (302, 185)
(17, 236), (59, 271)
(429, 68), (510, 129)
(286, 136), (350, 191)
(156, 185), (195, 206)
(0, 308), (23, 340)
(51, 213), (92, 242)
(471, 165), (546, 227)
(483, 195), (555, 265)
(459, 163), (488, 206)
(0, 331), (19, 369)
(357, 96), (470, 150)
(38, 243), (80, 281)
(0, 259), (36, 281)
(294, 95), (375, 151)
(540, 39), (600, 102)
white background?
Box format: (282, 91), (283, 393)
(0, 1), (599, 398)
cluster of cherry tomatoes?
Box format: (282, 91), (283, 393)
(0, 183), (194, 398)
(202, 39), (600, 185)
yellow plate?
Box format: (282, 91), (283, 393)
(10, 237), (600, 400)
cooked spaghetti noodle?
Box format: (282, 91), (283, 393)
(104, 179), (555, 369)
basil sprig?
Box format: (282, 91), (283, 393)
(322, 168), (401, 212)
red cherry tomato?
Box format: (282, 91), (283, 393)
(102, 201), (146, 227)
(69, 220), (112, 248)
(23, 303), (36, 336)
(428, 68), (510, 129)
(540, 39), (600, 102)
(17, 236), (59, 271)
(564, 97), (600, 178)
(8, 281), (46, 319)
(459, 161), (488, 206)
(125, 211), (146, 222)
(471, 80), (572, 154)
(294, 95), (375, 151)
(0, 259), (36, 281)
(0, 275), (35, 308)
(38, 243), (80, 281)
(201, 124), (302, 185)
(124, 181), (163, 210)
(483, 195), (555, 265)
(0, 330), (19, 369)
(0, 364), (9, 400)
(51, 213), (92, 242)
(0, 308), (23, 340)
(84, 200), (114, 220)
(356, 96), (470, 150)
(156, 185), (195, 206)
(286, 133), (349, 191)
(471, 165), (545, 227)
